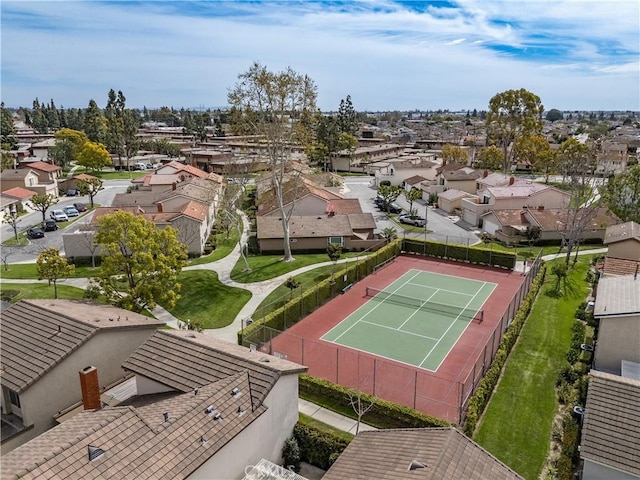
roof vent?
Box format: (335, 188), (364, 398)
(237, 406), (246, 417)
(259, 357), (270, 363)
(199, 436), (207, 446)
(186, 333), (196, 338)
(88, 445), (105, 461)
(205, 405), (215, 415)
(163, 411), (169, 422)
(409, 460), (426, 471)
(231, 387), (241, 398)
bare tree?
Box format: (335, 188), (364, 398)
(348, 388), (375, 435)
(228, 62), (317, 262)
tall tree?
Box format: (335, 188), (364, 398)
(513, 134), (552, 170)
(94, 211), (188, 312)
(122, 109), (141, 165)
(85, 99), (106, 143)
(36, 248), (75, 299)
(49, 128), (88, 169)
(603, 165), (640, 223)
(404, 187), (422, 216)
(30, 98), (49, 133)
(30, 193), (57, 223)
(76, 177), (104, 208)
(228, 62), (317, 262)
(337, 95), (358, 136)
(486, 88), (544, 174)
(105, 89), (126, 168)
(76, 141), (112, 172)
(441, 144), (469, 164)
(46, 99), (60, 131)
(1, 102), (17, 150)
(475, 145), (504, 171)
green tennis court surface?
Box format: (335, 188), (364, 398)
(322, 269), (497, 371)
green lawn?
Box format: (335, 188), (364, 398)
(166, 270), (252, 329)
(474, 257), (594, 480)
(0, 263), (100, 279)
(187, 227), (240, 266)
(230, 252), (363, 283)
(0, 282), (88, 302)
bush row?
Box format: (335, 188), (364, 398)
(293, 423), (350, 470)
(462, 264), (547, 436)
(402, 239), (517, 270)
(238, 240), (402, 344)
(299, 375), (449, 429)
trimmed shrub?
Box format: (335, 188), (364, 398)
(402, 239), (517, 270)
(293, 423), (350, 470)
(281, 437), (301, 472)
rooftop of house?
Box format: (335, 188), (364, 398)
(1, 187), (37, 200)
(0, 374), (265, 480)
(71, 173), (99, 182)
(593, 274), (640, 317)
(442, 167), (481, 181)
(483, 207), (618, 232)
(257, 177), (344, 216)
(323, 427), (523, 480)
(0, 300), (164, 394)
(438, 189), (473, 201)
(580, 371), (640, 477)
(326, 198), (363, 215)
(256, 213), (376, 239)
(18, 161), (61, 173)
(485, 182), (552, 199)
(158, 160), (208, 179)
(604, 221), (640, 245)
(174, 199), (208, 222)
(601, 257), (640, 277)
(476, 172), (513, 187)
(403, 175), (428, 185)
(0, 169), (37, 180)
(122, 330), (306, 408)
(483, 209), (527, 227)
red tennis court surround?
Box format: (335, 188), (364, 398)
(267, 254), (534, 424)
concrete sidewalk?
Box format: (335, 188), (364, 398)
(298, 398), (376, 434)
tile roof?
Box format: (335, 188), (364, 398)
(601, 257), (640, 276)
(486, 182), (550, 199)
(176, 200), (208, 222)
(122, 330), (306, 408)
(403, 175), (428, 185)
(1, 187), (37, 200)
(1, 374), (266, 480)
(0, 169), (35, 180)
(438, 189), (473, 201)
(257, 178), (343, 216)
(0, 300), (163, 393)
(442, 167), (481, 181)
(477, 172), (513, 187)
(323, 428), (523, 480)
(256, 214), (375, 239)
(483, 209), (528, 227)
(72, 173), (98, 182)
(604, 221), (640, 245)
(593, 274), (640, 317)
(580, 371), (640, 477)
(163, 160), (208, 178)
(326, 199), (363, 215)
(19, 161), (61, 172)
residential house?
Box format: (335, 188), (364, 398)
(57, 173), (100, 195)
(155, 160), (210, 180)
(257, 177), (344, 217)
(0, 299), (163, 453)
(0, 187), (37, 215)
(602, 221), (640, 276)
(461, 180), (570, 227)
(323, 427), (523, 480)
(29, 138), (57, 161)
(579, 370), (640, 480)
(369, 156), (438, 188)
(437, 189), (476, 214)
(427, 166), (483, 201)
(592, 274), (640, 375)
(481, 207), (619, 244)
(257, 213), (378, 253)
(330, 144), (405, 173)
(0, 168), (58, 198)
(476, 171), (516, 191)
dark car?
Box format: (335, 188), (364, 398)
(42, 219), (59, 231)
(66, 189), (78, 197)
(26, 227), (45, 239)
(378, 202), (402, 214)
(73, 202), (87, 212)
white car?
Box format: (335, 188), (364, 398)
(50, 209), (69, 222)
(398, 214), (426, 227)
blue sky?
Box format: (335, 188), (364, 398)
(1, 0), (638, 112)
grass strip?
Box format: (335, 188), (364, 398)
(298, 413), (354, 442)
(474, 257), (593, 480)
(0, 282), (88, 302)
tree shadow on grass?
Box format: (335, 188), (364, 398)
(543, 274), (582, 299)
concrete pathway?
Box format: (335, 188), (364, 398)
(298, 398), (376, 434)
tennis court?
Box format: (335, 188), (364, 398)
(321, 269), (497, 371)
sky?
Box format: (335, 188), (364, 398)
(1, 0), (639, 112)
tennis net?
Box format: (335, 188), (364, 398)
(365, 286), (483, 322)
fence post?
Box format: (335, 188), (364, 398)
(301, 338), (304, 365)
(413, 371), (418, 409)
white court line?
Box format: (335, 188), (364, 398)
(418, 281), (489, 369)
(328, 270), (423, 343)
(359, 319), (440, 342)
(404, 282), (475, 297)
(398, 289), (439, 330)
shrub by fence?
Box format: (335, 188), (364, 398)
(238, 240), (402, 344)
(293, 423), (350, 470)
(402, 239), (516, 270)
(462, 263), (547, 436)
(299, 375), (449, 430)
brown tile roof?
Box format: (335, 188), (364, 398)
(176, 200), (208, 222)
(72, 173), (98, 182)
(604, 221), (640, 245)
(323, 428), (523, 480)
(122, 330), (306, 408)
(1, 374), (266, 480)
(580, 371), (640, 477)
(436, 162), (466, 174)
(326, 199), (363, 215)
(526, 207), (618, 232)
(438, 189), (473, 201)
(0, 300), (163, 394)
(18, 161), (61, 173)
(443, 167), (481, 181)
(0, 169), (35, 181)
(483, 209), (528, 227)
(257, 178), (343, 216)
(257, 214), (375, 240)
(601, 256), (640, 276)
(164, 160), (208, 178)
(1, 187), (37, 200)
(403, 175), (428, 185)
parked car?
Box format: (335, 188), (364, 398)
(73, 202), (87, 212)
(378, 202), (402, 214)
(42, 219), (59, 231)
(26, 227), (45, 239)
(63, 206), (79, 217)
(398, 214), (426, 227)
(66, 189), (78, 197)
(50, 209), (69, 222)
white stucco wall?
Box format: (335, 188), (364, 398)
(190, 374), (300, 480)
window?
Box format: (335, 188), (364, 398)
(9, 390), (20, 408)
(28, 177), (35, 187)
(328, 237), (343, 246)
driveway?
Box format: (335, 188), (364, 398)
(341, 176), (480, 245)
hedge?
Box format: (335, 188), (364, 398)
(299, 375), (449, 430)
(462, 263), (547, 436)
(402, 239), (517, 270)
(293, 423), (350, 470)
(238, 240), (402, 344)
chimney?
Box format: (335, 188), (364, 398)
(172, 182), (177, 190)
(157, 203), (163, 213)
(509, 176), (515, 185)
(483, 169), (488, 178)
(79, 366), (101, 410)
